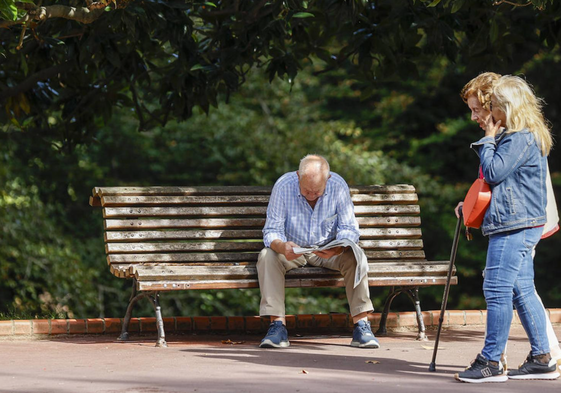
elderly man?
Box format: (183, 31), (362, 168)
(257, 154), (379, 349)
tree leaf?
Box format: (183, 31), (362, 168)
(293, 12), (314, 18)
(451, 0), (465, 13)
(0, 0), (18, 21)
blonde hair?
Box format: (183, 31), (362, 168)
(461, 72), (501, 111)
(492, 75), (552, 156)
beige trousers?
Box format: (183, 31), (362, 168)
(256, 247), (374, 318)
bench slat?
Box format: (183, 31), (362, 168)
(99, 193), (419, 207)
(104, 228), (422, 242)
(133, 263), (453, 281)
(104, 218), (267, 229)
(91, 184), (416, 203)
(136, 276), (458, 291)
(106, 242), (264, 253)
(105, 229), (265, 242)
(101, 195), (270, 206)
(102, 205), (420, 218)
(106, 239), (424, 263)
(103, 206), (267, 218)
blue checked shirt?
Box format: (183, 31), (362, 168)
(263, 171), (360, 248)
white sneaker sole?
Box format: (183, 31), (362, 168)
(351, 339), (380, 348)
(454, 374), (508, 383)
(259, 339), (290, 348)
(508, 371), (560, 380)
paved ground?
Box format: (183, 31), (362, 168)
(1, 325), (560, 393)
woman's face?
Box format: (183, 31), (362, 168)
(467, 95), (491, 130)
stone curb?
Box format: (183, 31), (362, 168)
(1, 309), (559, 337)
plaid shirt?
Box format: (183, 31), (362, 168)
(263, 171), (360, 248)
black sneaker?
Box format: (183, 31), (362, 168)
(508, 352), (560, 380)
(455, 354), (507, 383)
(259, 321), (290, 348)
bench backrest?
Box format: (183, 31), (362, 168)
(90, 185), (452, 291)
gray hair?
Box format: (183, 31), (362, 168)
(298, 154), (330, 179)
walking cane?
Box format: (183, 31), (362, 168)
(428, 209), (463, 372)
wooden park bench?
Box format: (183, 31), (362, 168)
(89, 184), (456, 347)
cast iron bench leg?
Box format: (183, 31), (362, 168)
(147, 292), (167, 347)
(375, 286), (427, 341)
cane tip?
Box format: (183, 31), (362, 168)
(428, 362), (436, 372)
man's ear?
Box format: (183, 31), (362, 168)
(296, 171), (300, 180)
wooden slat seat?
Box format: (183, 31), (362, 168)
(90, 184), (456, 347)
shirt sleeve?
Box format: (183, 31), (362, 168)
(263, 181), (288, 248)
(334, 182), (360, 244)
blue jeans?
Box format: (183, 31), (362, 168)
(481, 226), (550, 362)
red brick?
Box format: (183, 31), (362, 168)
(548, 309), (561, 324)
(368, 312), (382, 331)
(86, 318), (104, 334)
(13, 320), (32, 335)
(421, 311), (433, 328)
(68, 319), (87, 334)
(331, 313), (349, 329)
(285, 315), (296, 330)
(397, 312), (419, 328)
(244, 316), (263, 332)
(163, 317), (175, 333)
(227, 316), (245, 332)
(51, 319), (68, 334)
(465, 310), (483, 325)
(448, 310), (465, 326)
(139, 317), (157, 332)
(313, 314), (331, 329)
(32, 319), (50, 334)
(0, 321), (13, 335)
(296, 314), (314, 330)
(210, 316), (227, 331)
(385, 312), (399, 328)
(193, 316), (211, 331)
(128, 318), (141, 333)
(176, 317), (193, 332)
(104, 318), (122, 333)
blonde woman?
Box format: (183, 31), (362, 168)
(455, 72), (561, 380)
(454, 75), (560, 383)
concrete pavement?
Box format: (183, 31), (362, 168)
(1, 324), (560, 393)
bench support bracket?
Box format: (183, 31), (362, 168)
(375, 286), (428, 341)
(118, 279), (168, 347)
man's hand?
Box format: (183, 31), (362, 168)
(454, 201), (464, 219)
(271, 240), (302, 261)
(314, 246), (345, 259)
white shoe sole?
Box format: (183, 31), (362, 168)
(351, 339), (380, 348)
(454, 374), (508, 383)
(508, 371), (560, 380)
(259, 339), (290, 348)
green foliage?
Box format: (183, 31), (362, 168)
(2, 0), (561, 152)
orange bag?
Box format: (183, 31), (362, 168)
(463, 178), (491, 228)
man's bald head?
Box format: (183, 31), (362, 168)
(297, 155), (331, 203)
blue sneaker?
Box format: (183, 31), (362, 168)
(351, 320), (380, 348)
(259, 321), (290, 348)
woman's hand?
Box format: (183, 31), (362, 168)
(484, 115), (502, 138)
(455, 201), (464, 219)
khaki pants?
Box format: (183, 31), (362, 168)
(256, 247), (374, 318)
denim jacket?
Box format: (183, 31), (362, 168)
(471, 128), (547, 236)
